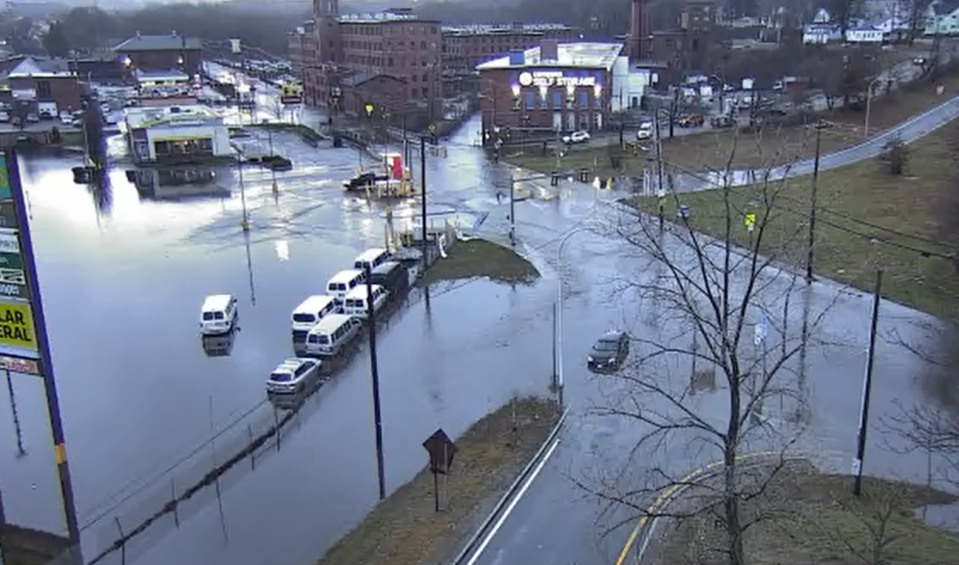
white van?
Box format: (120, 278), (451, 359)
(326, 269), (366, 304)
(342, 285), (389, 318)
(353, 248), (390, 272)
(291, 295), (339, 341)
(199, 294), (238, 335)
(304, 314), (363, 357)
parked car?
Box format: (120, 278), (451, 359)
(562, 130), (590, 144)
(343, 172), (390, 191)
(678, 114), (704, 128)
(636, 122), (654, 140)
(0, 112), (9, 123)
(586, 330), (629, 372)
(266, 358), (320, 395)
(710, 115), (735, 129)
(26, 113), (39, 123)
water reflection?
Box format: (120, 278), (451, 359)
(201, 332), (236, 357)
(127, 166), (229, 201)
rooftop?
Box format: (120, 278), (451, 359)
(125, 104), (220, 129)
(442, 23), (574, 36)
(8, 56), (73, 79)
(337, 10), (438, 24)
(476, 42), (624, 71)
(114, 33), (203, 53)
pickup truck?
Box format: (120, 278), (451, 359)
(343, 172), (390, 191)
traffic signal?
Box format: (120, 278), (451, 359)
(429, 124), (437, 145)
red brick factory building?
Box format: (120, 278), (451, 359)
(477, 41), (628, 138)
(112, 32), (203, 78)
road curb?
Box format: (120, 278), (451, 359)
(449, 404), (570, 565)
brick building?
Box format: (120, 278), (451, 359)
(442, 23), (578, 96)
(113, 32), (203, 78)
(477, 42), (626, 139)
(4, 56), (82, 115)
(288, 21), (316, 80)
(297, 0), (442, 128)
(642, 0), (717, 77)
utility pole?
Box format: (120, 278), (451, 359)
(420, 136), (428, 269)
(363, 264), (386, 500)
(509, 175), (516, 246)
(853, 269), (883, 497)
(654, 112), (665, 231)
(806, 121), (823, 282)
(669, 88), (679, 139)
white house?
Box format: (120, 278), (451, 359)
(846, 25), (886, 42)
(925, 0), (959, 35)
(803, 23), (842, 43)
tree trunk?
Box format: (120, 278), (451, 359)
(724, 370), (745, 565)
(723, 445), (746, 565)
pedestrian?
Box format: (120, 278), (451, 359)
(496, 191), (503, 204)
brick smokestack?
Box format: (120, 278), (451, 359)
(629, 0), (651, 60)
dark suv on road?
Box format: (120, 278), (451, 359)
(587, 331), (629, 372)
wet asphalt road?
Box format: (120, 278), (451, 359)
(0, 115), (620, 565)
(0, 95), (952, 565)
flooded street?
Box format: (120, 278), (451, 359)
(0, 110), (952, 565)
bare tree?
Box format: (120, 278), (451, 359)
(832, 480), (909, 565)
(578, 135), (839, 565)
(885, 401), (959, 489)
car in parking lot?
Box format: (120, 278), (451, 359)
(678, 114), (704, 128)
(587, 330), (629, 372)
(266, 358), (320, 395)
(637, 121), (654, 140)
(562, 130), (590, 144)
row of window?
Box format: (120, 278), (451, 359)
(340, 24), (439, 36)
(342, 38), (438, 51)
(510, 90), (603, 110)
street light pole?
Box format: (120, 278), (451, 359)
(509, 175), (516, 246)
(805, 121), (823, 282)
(863, 76), (883, 137)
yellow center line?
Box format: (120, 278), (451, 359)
(612, 451), (778, 565)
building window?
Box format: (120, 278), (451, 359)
(551, 90), (562, 109)
(388, 57), (394, 66)
(538, 92), (547, 109)
(422, 87), (429, 97)
(577, 90), (588, 108)
(36, 80), (51, 99)
(422, 73), (428, 82)
(412, 74), (418, 82)
(523, 91), (534, 109)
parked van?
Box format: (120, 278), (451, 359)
(291, 295), (339, 341)
(326, 269), (366, 304)
(199, 294), (238, 335)
(304, 314), (363, 357)
(353, 248), (390, 272)
(342, 285), (389, 318)
(369, 261), (409, 296)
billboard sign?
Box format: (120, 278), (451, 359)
(280, 82), (303, 105)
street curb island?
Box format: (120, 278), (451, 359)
(449, 405), (570, 565)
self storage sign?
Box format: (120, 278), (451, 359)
(0, 300), (36, 354)
(0, 231), (28, 299)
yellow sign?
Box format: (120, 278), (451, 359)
(0, 300), (36, 352)
(744, 212), (756, 232)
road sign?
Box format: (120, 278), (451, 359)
(0, 202), (17, 229)
(0, 354), (39, 375)
(744, 212), (756, 233)
(0, 300), (36, 354)
(423, 428), (457, 475)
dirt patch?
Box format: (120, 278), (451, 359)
(314, 397), (560, 565)
(633, 117), (959, 323)
(647, 469), (959, 565)
(420, 238), (541, 286)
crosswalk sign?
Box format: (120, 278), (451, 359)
(744, 212), (756, 232)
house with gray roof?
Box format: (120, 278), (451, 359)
(112, 31), (202, 77)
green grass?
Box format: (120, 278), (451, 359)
(420, 238), (541, 286)
(252, 122), (322, 142)
(506, 143), (647, 179)
(315, 397), (559, 565)
(630, 120), (959, 323)
(653, 471), (959, 565)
